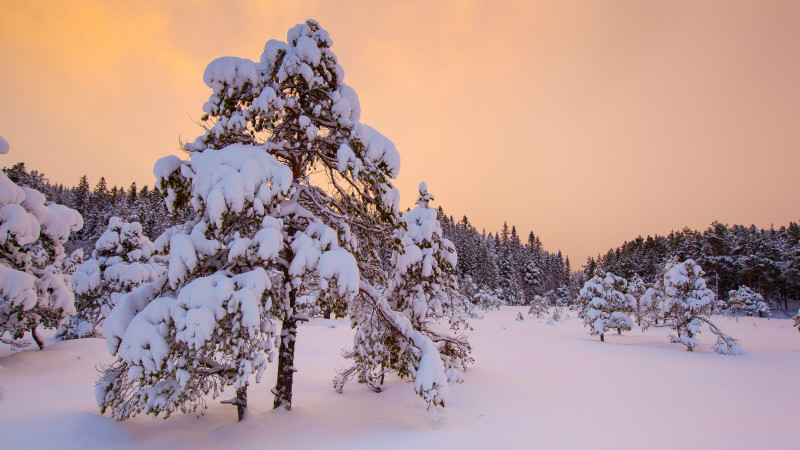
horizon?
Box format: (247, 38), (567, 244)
(2, 0), (798, 264)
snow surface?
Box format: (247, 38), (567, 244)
(0, 135), (9, 154)
(1, 307), (798, 449)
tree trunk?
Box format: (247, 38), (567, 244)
(273, 289), (298, 411)
(617, 328), (621, 335)
(31, 327), (44, 350)
(236, 386), (247, 421)
(600, 333), (605, 342)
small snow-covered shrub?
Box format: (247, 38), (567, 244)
(726, 285), (770, 318)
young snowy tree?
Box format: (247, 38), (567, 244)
(726, 285), (770, 318)
(472, 286), (503, 311)
(63, 217), (164, 339)
(0, 141), (83, 349)
(336, 183), (471, 405)
(576, 270), (631, 341)
(626, 274), (650, 326)
(644, 258), (742, 354)
(98, 20), (463, 420)
(527, 295), (548, 318)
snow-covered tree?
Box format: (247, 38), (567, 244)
(626, 274), (650, 326)
(644, 258), (741, 354)
(0, 141), (83, 349)
(527, 294), (548, 318)
(794, 309), (800, 333)
(336, 183), (471, 405)
(472, 286), (503, 311)
(576, 270), (631, 341)
(98, 20), (464, 420)
(726, 285), (770, 318)
(63, 217), (164, 339)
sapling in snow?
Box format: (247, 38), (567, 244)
(643, 258), (742, 354)
(726, 285), (770, 318)
(0, 140), (83, 349)
(576, 270), (631, 341)
(527, 294), (548, 318)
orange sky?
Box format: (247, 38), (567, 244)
(1, 0), (798, 266)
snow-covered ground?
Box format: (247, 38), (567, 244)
(1, 307), (797, 449)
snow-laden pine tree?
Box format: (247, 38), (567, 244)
(643, 258), (742, 354)
(726, 285), (770, 317)
(472, 286), (503, 311)
(626, 274), (650, 326)
(527, 294), (548, 318)
(335, 183), (471, 406)
(576, 270), (632, 341)
(63, 217), (164, 339)
(98, 20), (465, 420)
(0, 140), (83, 349)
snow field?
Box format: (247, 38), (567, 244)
(1, 307), (798, 449)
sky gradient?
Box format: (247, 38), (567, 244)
(1, 0), (798, 266)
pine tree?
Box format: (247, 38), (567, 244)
(625, 274), (649, 326)
(337, 183), (471, 399)
(644, 258), (741, 354)
(63, 217), (164, 339)
(98, 19), (464, 420)
(576, 270), (631, 341)
(0, 144), (83, 349)
(726, 285), (770, 317)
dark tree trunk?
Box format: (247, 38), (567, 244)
(31, 327), (44, 350)
(222, 384), (248, 421)
(236, 386), (248, 421)
(273, 289), (298, 411)
(600, 333), (605, 342)
(617, 328), (622, 335)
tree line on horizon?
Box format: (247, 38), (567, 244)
(6, 160), (800, 316)
(587, 221), (800, 312)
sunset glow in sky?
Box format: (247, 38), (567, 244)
(1, 0), (798, 265)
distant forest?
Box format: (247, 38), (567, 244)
(5, 161), (798, 311)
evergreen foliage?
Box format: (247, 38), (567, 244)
(0, 153), (83, 350)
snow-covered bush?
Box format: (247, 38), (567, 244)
(99, 19), (465, 420)
(726, 286), (770, 318)
(644, 258), (742, 354)
(576, 270), (631, 341)
(62, 217), (164, 339)
(473, 286), (503, 311)
(0, 142), (83, 349)
(337, 183), (471, 407)
(527, 295), (548, 318)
